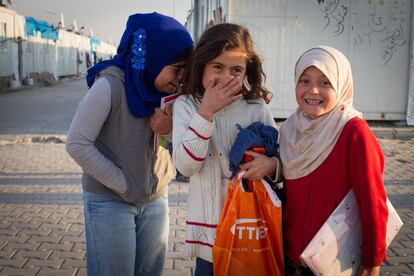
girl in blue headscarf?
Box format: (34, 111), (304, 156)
(66, 13), (193, 276)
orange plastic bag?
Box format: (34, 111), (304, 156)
(213, 174), (284, 276)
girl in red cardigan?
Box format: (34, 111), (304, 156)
(279, 46), (388, 276)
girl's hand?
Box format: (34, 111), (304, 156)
(198, 76), (243, 121)
(150, 104), (172, 135)
(358, 266), (380, 276)
(239, 150), (277, 180)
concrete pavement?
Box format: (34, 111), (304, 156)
(0, 142), (194, 275)
(0, 79), (413, 275)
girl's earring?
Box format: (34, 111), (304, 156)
(175, 83), (184, 93)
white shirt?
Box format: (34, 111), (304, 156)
(172, 95), (279, 262)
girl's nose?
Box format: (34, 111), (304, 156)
(226, 70), (236, 78)
(308, 85), (319, 94)
(216, 69), (232, 79)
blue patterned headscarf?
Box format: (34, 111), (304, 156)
(86, 13), (193, 118)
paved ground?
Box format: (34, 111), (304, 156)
(0, 79), (413, 275)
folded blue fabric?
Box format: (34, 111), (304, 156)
(229, 122), (279, 177)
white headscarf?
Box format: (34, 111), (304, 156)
(280, 46), (362, 179)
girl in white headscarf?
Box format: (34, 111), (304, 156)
(280, 46), (388, 276)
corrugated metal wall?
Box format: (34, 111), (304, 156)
(228, 0), (291, 117)
(189, 0), (413, 121)
(57, 31), (78, 77)
(23, 33), (57, 79)
(0, 40), (19, 79)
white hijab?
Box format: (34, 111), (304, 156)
(280, 46), (362, 179)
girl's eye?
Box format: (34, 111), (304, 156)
(321, 81), (332, 87)
(298, 79), (309, 85)
(212, 64), (222, 70)
(232, 68), (243, 74)
(174, 69), (184, 76)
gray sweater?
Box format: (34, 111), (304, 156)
(66, 66), (174, 206)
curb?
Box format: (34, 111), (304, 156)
(0, 134), (67, 145)
(371, 127), (414, 139)
(0, 76), (83, 94)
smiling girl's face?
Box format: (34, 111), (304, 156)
(296, 66), (337, 118)
(154, 61), (187, 93)
(202, 49), (247, 89)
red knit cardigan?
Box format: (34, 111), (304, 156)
(282, 117), (388, 267)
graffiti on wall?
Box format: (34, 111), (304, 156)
(315, 0), (348, 36)
(315, 0), (408, 66)
(380, 0), (407, 65)
(352, 4), (386, 49)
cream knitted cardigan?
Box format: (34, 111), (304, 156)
(172, 95), (278, 262)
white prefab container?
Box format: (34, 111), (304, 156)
(90, 40), (116, 66)
(57, 30), (79, 77)
(0, 7), (117, 87)
(23, 32), (58, 79)
(0, 37), (19, 81)
(0, 7), (20, 83)
(187, 0), (414, 123)
(77, 35), (90, 76)
(95, 41), (116, 61)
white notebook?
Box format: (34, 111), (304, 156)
(300, 189), (403, 276)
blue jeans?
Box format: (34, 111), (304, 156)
(195, 257), (214, 276)
(83, 191), (169, 276)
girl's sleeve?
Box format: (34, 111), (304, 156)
(348, 120), (388, 267)
(172, 96), (214, 177)
(66, 78), (127, 194)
